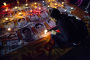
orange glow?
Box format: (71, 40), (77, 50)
(5, 9), (8, 11)
(55, 3), (57, 6)
(19, 12), (22, 15)
(61, 5), (64, 7)
(54, 7), (57, 8)
(30, 10), (32, 12)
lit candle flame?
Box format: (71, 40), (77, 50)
(48, 5), (50, 7)
(39, 7), (41, 10)
(3, 2), (6, 6)
(71, 7), (74, 10)
(62, 2), (64, 5)
(19, 12), (22, 15)
(5, 18), (8, 20)
(26, 4), (28, 6)
(55, 3), (57, 6)
(5, 9), (8, 11)
(54, 7), (57, 8)
(15, 7), (17, 9)
(61, 5), (64, 7)
(35, 2), (37, 5)
(8, 28), (11, 31)
(44, 30), (48, 34)
(76, 17), (78, 19)
(30, 10), (32, 12)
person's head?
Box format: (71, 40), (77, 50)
(49, 8), (61, 20)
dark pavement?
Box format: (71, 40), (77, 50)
(57, 36), (90, 60)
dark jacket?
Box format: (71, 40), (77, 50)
(50, 17), (81, 43)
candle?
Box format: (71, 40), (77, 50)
(43, 1), (45, 3)
(5, 18), (8, 20)
(55, 3), (57, 6)
(19, 12), (22, 15)
(44, 30), (48, 34)
(35, 2), (37, 5)
(5, 9), (8, 11)
(3, 2), (6, 6)
(71, 7), (74, 10)
(62, 2), (64, 5)
(76, 17), (78, 19)
(8, 28), (11, 31)
(26, 4), (28, 6)
(30, 10), (32, 12)
(48, 5), (50, 7)
(39, 7), (41, 10)
(15, 6), (18, 9)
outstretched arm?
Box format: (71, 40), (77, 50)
(49, 26), (58, 31)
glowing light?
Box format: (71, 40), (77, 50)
(71, 7), (74, 10)
(30, 10), (32, 12)
(17, 0), (19, 4)
(35, 6), (37, 8)
(5, 9), (8, 11)
(19, 12), (22, 15)
(54, 7), (57, 8)
(44, 30), (48, 34)
(39, 7), (41, 10)
(55, 3), (57, 6)
(15, 6), (17, 9)
(76, 17), (78, 19)
(43, 1), (44, 3)
(26, 4), (28, 6)
(62, 2), (64, 5)
(61, 5), (64, 7)
(35, 2), (37, 5)
(48, 5), (50, 7)
(8, 28), (11, 31)
(26, 0), (27, 2)
(64, 9), (67, 12)
(5, 18), (8, 20)
(3, 2), (6, 6)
